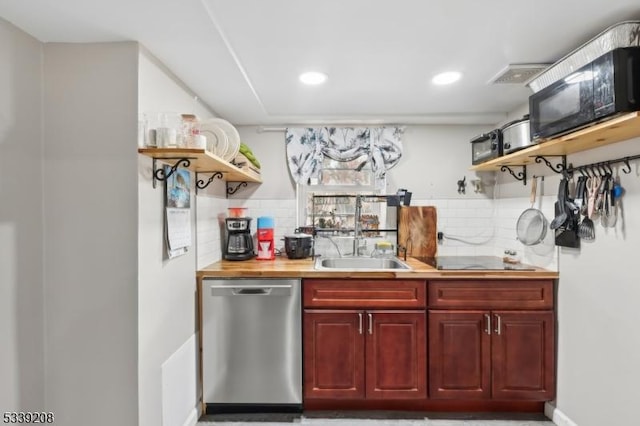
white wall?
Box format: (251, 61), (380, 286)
(43, 42), (139, 425)
(0, 18), (44, 412)
(137, 49), (217, 426)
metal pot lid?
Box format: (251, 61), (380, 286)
(284, 233), (313, 239)
(501, 114), (530, 131)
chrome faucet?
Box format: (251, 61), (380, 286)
(353, 194), (363, 256)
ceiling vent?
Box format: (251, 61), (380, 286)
(488, 64), (551, 85)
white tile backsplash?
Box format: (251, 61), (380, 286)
(197, 195), (558, 271)
(196, 194), (227, 269)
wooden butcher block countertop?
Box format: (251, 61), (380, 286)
(197, 256), (558, 280)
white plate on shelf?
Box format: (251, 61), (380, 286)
(199, 121), (228, 158)
(203, 117), (240, 161)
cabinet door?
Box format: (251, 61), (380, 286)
(303, 310), (365, 399)
(492, 310), (555, 400)
(366, 311), (426, 399)
(428, 310), (491, 399)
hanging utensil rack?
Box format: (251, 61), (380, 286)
(535, 154), (639, 176)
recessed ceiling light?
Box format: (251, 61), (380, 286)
(299, 71), (328, 85)
(432, 71), (462, 85)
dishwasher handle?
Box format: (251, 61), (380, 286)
(210, 284), (292, 297)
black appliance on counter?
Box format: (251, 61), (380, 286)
(224, 217), (254, 261)
(470, 129), (502, 164)
(530, 46), (640, 141)
(413, 256), (536, 271)
(283, 233), (314, 259)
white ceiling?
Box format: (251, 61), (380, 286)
(2, 0), (640, 125)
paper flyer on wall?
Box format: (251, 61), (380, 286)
(164, 166), (192, 259)
(166, 207), (191, 250)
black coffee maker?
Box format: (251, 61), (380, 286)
(224, 217), (254, 260)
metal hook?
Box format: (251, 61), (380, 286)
(622, 157), (632, 174)
(589, 164), (596, 177)
(605, 162), (613, 175)
(578, 167), (586, 177)
(595, 163), (603, 176)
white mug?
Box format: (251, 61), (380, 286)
(156, 127), (177, 148)
(190, 134), (207, 149)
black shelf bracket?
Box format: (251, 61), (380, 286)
(226, 181), (248, 197)
(500, 165), (527, 185)
(152, 158), (192, 189)
(195, 172), (224, 193)
(534, 155), (567, 174)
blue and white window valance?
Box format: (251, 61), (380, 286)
(285, 127), (404, 186)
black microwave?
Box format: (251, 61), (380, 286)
(529, 47), (640, 141)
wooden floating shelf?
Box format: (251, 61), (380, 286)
(138, 148), (262, 183)
(470, 111), (640, 172)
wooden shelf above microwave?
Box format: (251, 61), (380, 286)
(138, 148), (262, 183)
(470, 111), (640, 172)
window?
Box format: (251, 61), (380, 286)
(296, 158), (397, 257)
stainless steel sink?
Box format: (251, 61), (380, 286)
(314, 256), (411, 271)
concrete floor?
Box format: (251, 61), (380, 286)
(197, 411), (556, 425)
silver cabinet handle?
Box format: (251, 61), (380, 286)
(358, 313), (363, 335)
(368, 313), (373, 335)
(494, 314), (501, 335)
(484, 313), (491, 335)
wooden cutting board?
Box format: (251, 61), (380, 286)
(398, 206), (437, 257)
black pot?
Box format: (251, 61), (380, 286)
(283, 234), (314, 259)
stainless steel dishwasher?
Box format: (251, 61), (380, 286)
(201, 278), (302, 413)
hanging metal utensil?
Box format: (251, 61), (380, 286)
(550, 178), (568, 230)
(578, 176), (600, 240)
(516, 177), (548, 245)
(602, 174), (617, 228)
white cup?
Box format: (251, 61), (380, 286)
(156, 127), (177, 148)
(190, 134), (207, 149)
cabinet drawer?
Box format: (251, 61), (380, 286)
(428, 280), (553, 309)
(304, 279), (426, 309)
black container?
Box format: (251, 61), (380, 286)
(283, 234), (314, 259)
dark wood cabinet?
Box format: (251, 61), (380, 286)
(304, 309), (426, 400)
(428, 310), (491, 399)
(304, 279), (426, 309)
(428, 281), (555, 402)
(303, 278), (555, 408)
(491, 310), (555, 400)
(303, 310), (365, 399)
(303, 280), (427, 401)
(366, 311), (426, 399)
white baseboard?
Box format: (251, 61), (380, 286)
(181, 408), (198, 426)
(545, 402), (578, 426)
